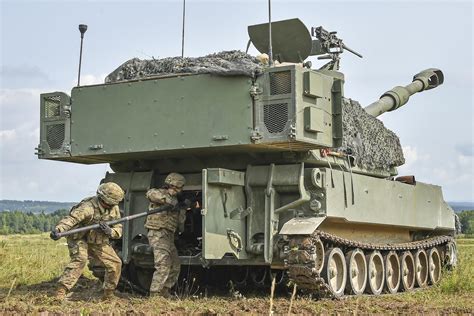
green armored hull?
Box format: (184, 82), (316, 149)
(38, 19), (456, 297)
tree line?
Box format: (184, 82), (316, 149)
(0, 200), (75, 213)
(459, 210), (474, 235)
(0, 210), (69, 234)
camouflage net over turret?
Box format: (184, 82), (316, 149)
(339, 98), (405, 171)
(105, 50), (263, 83)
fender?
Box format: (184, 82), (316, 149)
(279, 216), (326, 235)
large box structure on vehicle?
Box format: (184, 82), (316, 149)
(38, 65), (343, 162)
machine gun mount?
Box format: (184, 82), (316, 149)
(311, 26), (363, 71)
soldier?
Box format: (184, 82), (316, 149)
(145, 172), (186, 298)
(50, 182), (125, 300)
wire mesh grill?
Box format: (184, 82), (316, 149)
(44, 95), (61, 118)
(46, 124), (65, 150)
(269, 71), (292, 95)
(263, 103), (289, 134)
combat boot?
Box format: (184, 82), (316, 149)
(149, 288), (172, 299)
(101, 289), (116, 300)
(54, 284), (68, 300)
(160, 287), (172, 299)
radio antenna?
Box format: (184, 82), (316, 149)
(181, 0), (186, 58)
(268, 0), (273, 66)
(77, 24), (88, 86)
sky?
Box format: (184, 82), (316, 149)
(0, 0), (473, 202)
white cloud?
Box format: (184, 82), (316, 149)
(0, 88), (41, 134)
(401, 145), (430, 169)
(397, 145), (473, 201)
(76, 73), (107, 86)
(28, 127), (40, 139)
(0, 129), (17, 141)
(0, 88), (44, 165)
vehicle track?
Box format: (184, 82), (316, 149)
(285, 231), (454, 299)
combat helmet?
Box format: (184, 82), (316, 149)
(97, 182), (125, 206)
(164, 173), (186, 189)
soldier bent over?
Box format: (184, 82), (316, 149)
(145, 173), (186, 298)
(50, 182), (125, 300)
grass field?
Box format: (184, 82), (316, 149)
(0, 234), (473, 314)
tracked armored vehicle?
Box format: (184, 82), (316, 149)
(37, 19), (457, 297)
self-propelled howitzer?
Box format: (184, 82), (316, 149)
(37, 18), (457, 298)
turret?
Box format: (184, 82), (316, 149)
(364, 68), (444, 117)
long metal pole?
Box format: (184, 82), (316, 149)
(77, 35), (84, 86)
(55, 204), (173, 238)
(268, 0), (273, 66)
(77, 24), (88, 86)
(181, 0), (186, 58)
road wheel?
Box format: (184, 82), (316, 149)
(414, 249), (428, 287)
(399, 251), (415, 291)
(313, 238), (325, 274)
(345, 249), (367, 295)
(323, 247), (347, 298)
(365, 251), (384, 295)
(384, 251), (400, 294)
(445, 242), (457, 269)
(428, 247), (442, 284)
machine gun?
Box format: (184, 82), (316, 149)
(311, 26), (363, 71)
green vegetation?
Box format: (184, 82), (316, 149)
(0, 210), (68, 234)
(0, 234), (472, 314)
(0, 200), (75, 213)
(458, 210), (474, 235)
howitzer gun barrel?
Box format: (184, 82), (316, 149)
(55, 204), (173, 238)
(364, 68), (444, 117)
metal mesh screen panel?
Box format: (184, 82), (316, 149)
(269, 71), (291, 95)
(46, 124), (65, 150)
(44, 95), (61, 118)
(263, 103), (289, 134)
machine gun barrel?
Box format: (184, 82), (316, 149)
(364, 68), (444, 117)
(55, 204), (173, 238)
(342, 43), (363, 58)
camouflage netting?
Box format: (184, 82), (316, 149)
(339, 98), (405, 171)
(105, 50), (263, 83)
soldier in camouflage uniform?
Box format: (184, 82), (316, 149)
(145, 173), (186, 298)
(50, 182), (125, 300)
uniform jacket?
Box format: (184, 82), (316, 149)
(145, 188), (184, 232)
(56, 196), (122, 244)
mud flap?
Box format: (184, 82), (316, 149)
(279, 217), (326, 235)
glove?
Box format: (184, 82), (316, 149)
(50, 228), (60, 241)
(99, 221), (113, 237)
(178, 198), (192, 210)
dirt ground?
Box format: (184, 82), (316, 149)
(2, 279), (473, 315)
(0, 234), (473, 315)
(1, 280), (473, 315)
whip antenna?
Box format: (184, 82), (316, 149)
(77, 24), (88, 86)
(181, 0), (186, 58)
(268, 0), (273, 66)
